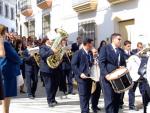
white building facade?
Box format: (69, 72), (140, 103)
(0, 0), (16, 32)
(17, 0), (150, 48)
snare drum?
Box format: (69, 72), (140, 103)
(109, 66), (133, 93)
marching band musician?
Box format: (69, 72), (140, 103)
(146, 55), (150, 113)
(71, 37), (82, 53)
(59, 39), (74, 95)
(24, 38), (39, 99)
(127, 42), (144, 111)
(137, 49), (150, 113)
(39, 34), (59, 107)
(119, 40), (133, 109)
(90, 48), (101, 113)
(132, 42), (143, 55)
(71, 38), (94, 113)
(99, 33), (126, 113)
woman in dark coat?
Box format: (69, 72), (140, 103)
(0, 26), (5, 100)
(98, 40), (107, 53)
(0, 27), (22, 113)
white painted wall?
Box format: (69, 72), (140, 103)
(18, 0), (150, 48)
(0, 0), (16, 32)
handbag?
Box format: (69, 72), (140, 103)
(17, 71), (24, 87)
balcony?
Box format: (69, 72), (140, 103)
(37, 0), (52, 9)
(108, 0), (129, 5)
(21, 5), (33, 17)
(72, 0), (97, 13)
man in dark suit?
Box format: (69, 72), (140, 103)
(99, 33), (126, 113)
(24, 44), (39, 99)
(71, 37), (82, 53)
(71, 38), (94, 113)
(132, 42), (143, 55)
(119, 40), (133, 109)
(128, 41), (144, 111)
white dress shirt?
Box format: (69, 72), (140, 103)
(111, 44), (120, 66)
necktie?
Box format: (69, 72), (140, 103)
(115, 48), (120, 66)
(115, 48), (119, 57)
(128, 51), (130, 56)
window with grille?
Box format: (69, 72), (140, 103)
(10, 8), (14, 20)
(0, 1), (3, 15)
(28, 20), (35, 38)
(5, 4), (9, 18)
(42, 14), (50, 37)
(78, 20), (96, 45)
(21, 0), (31, 11)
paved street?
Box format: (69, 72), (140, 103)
(0, 79), (145, 113)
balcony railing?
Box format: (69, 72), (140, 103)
(108, 0), (129, 5)
(72, 0), (97, 13)
(37, 0), (52, 9)
(21, 5), (33, 17)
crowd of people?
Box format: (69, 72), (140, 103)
(0, 25), (150, 113)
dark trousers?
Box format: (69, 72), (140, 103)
(91, 82), (101, 110)
(41, 72), (59, 104)
(139, 80), (150, 113)
(101, 78), (121, 113)
(128, 81), (143, 108)
(78, 79), (92, 113)
(120, 92), (125, 106)
(25, 71), (38, 96)
(59, 70), (73, 93)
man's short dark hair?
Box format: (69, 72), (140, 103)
(111, 33), (121, 41)
(83, 38), (93, 46)
(124, 40), (131, 46)
(137, 42), (143, 47)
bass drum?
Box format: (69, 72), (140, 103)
(126, 55), (141, 81)
(109, 66), (133, 93)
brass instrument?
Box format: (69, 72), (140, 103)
(138, 47), (150, 57)
(28, 47), (40, 66)
(33, 53), (40, 66)
(46, 28), (68, 69)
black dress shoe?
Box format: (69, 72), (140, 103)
(92, 109), (98, 113)
(96, 107), (101, 111)
(53, 100), (58, 105)
(119, 105), (123, 109)
(20, 90), (26, 94)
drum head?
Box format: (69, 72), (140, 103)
(109, 67), (128, 80)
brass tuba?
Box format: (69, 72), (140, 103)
(46, 28), (68, 69)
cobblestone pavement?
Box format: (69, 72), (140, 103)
(0, 80), (145, 113)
